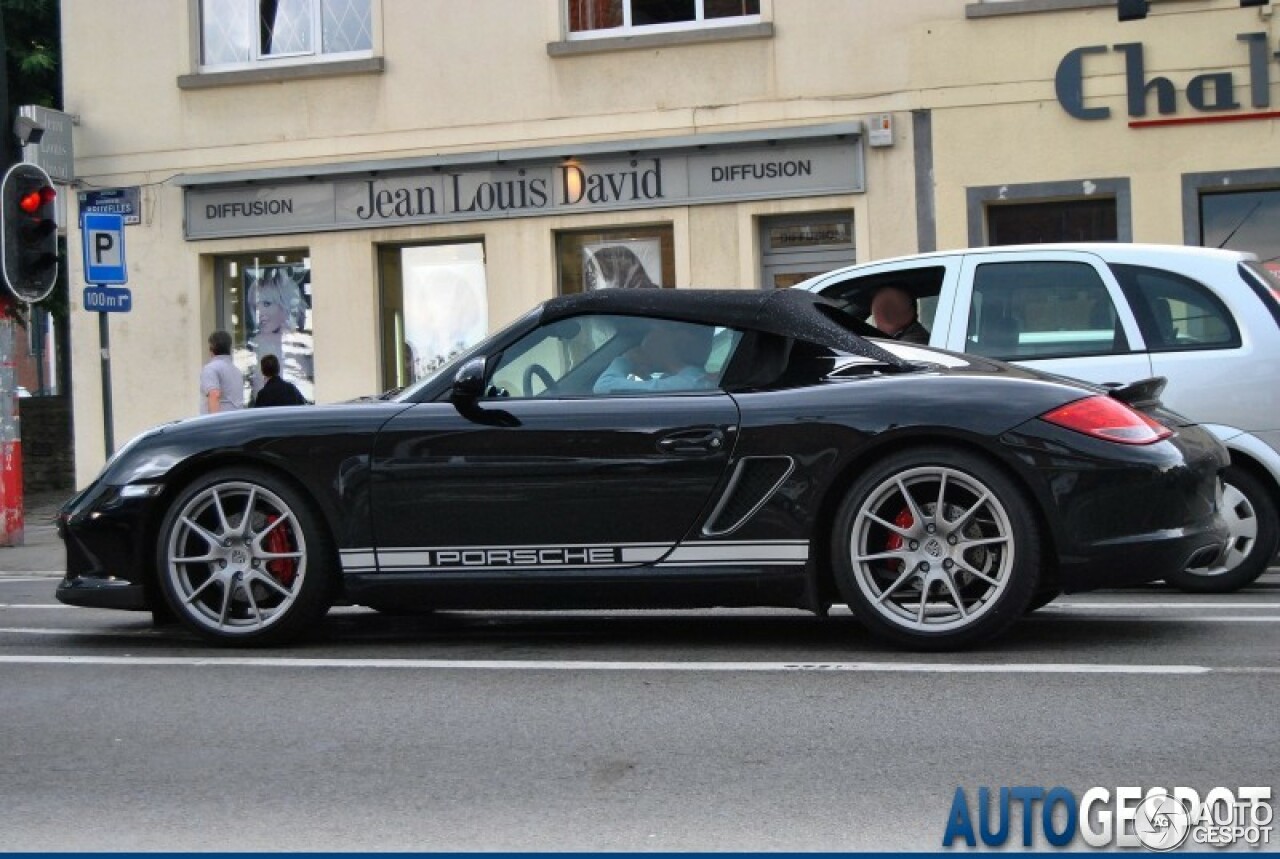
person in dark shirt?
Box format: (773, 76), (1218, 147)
(870, 285), (930, 344)
(251, 354), (307, 407)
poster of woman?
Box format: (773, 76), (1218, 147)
(582, 240), (662, 290)
(241, 264), (314, 403)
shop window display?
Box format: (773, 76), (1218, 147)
(214, 252), (314, 406)
(379, 242), (489, 392)
(556, 227), (674, 295)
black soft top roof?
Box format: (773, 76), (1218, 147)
(540, 287), (908, 367)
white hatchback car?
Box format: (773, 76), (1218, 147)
(798, 243), (1280, 593)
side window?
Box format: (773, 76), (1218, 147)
(591, 318), (741, 396)
(968, 261), (1127, 360)
(489, 317), (619, 399)
(1111, 264), (1241, 351)
(487, 316), (742, 398)
(818, 266), (946, 334)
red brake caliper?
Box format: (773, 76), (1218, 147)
(883, 507), (914, 570)
(263, 514), (298, 587)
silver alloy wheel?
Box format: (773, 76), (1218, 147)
(164, 480), (308, 634)
(1184, 480), (1257, 578)
(848, 465), (1015, 633)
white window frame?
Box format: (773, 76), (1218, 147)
(198, 0), (374, 72)
(568, 0), (761, 41)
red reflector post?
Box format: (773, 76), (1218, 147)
(1041, 395), (1172, 445)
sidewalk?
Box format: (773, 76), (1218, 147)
(0, 489), (74, 576)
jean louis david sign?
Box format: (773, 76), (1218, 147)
(185, 139), (863, 239)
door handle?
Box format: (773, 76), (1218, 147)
(657, 429), (726, 455)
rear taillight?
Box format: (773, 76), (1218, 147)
(1041, 395), (1172, 445)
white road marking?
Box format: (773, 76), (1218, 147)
(0, 654), (1231, 674)
(1045, 616), (1280, 622)
(1050, 602), (1280, 609)
(0, 604), (70, 609)
(0, 574), (64, 581)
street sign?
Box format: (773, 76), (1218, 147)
(81, 213), (127, 284)
(83, 285), (132, 313)
(78, 187), (141, 226)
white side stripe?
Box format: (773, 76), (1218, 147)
(665, 543), (808, 563)
(339, 540), (810, 573)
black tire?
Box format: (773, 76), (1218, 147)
(1025, 587), (1062, 614)
(155, 467), (336, 646)
(1166, 465), (1278, 594)
(830, 446), (1040, 650)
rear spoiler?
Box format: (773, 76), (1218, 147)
(1102, 376), (1167, 410)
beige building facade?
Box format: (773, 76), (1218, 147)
(60, 0), (1280, 484)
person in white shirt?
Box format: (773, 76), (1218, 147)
(200, 330), (245, 414)
(594, 323), (715, 394)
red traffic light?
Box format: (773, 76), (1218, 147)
(18, 185), (55, 215)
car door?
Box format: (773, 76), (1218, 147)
(368, 314), (741, 575)
(1110, 259), (1261, 431)
(946, 250), (1153, 386)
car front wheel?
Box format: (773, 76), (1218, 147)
(156, 467), (335, 645)
(1166, 465), (1278, 594)
(831, 447), (1040, 650)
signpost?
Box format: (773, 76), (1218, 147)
(81, 213), (129, 457)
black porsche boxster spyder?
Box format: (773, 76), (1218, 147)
(57, 288), (1229, 649)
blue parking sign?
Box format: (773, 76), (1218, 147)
(82, 213), (127, 285)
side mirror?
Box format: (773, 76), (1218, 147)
(451, 357), (487, 401)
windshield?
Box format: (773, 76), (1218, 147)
(390, 305), (542, 402)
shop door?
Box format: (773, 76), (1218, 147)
(759, 212), (855, 289)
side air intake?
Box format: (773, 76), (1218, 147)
(703, 456), (795, 537)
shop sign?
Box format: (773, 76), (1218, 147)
(184, 139), (863, 240)
(1056, 32), (1280, 125)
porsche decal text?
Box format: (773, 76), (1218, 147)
(428, 547), (619, 568)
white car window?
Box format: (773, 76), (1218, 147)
(967, 261), (1129, 360)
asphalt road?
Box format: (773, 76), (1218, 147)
(1, 569), (1278, 852)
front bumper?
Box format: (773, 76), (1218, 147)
(55, 482), (163, 611)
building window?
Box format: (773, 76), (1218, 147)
(214, 250), (314, 405)
(987, 199), (1117, 246)
(378, 242), (489, 392)
(966, 179), (1132, 247)
(568, 0), (760, 38)
(1199, 188), (1280, 272)
(200, 0), (372, 70)
(555, 226), (675, 295)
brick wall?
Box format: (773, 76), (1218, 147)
(19, 396), (74, 492)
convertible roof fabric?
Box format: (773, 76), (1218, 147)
(540, 287), (908, 367)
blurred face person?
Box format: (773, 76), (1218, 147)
(254, 276), (293, 337)
(871, 286), (917, 337)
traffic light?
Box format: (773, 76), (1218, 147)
(1, 163), (59, 303)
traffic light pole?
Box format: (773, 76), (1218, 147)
(0, 320), (22, 546)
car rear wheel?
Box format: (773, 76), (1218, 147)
(1166, 465), (1277, 594)
(156, 467), (335, 645)
(831, 447), (1040, 650)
